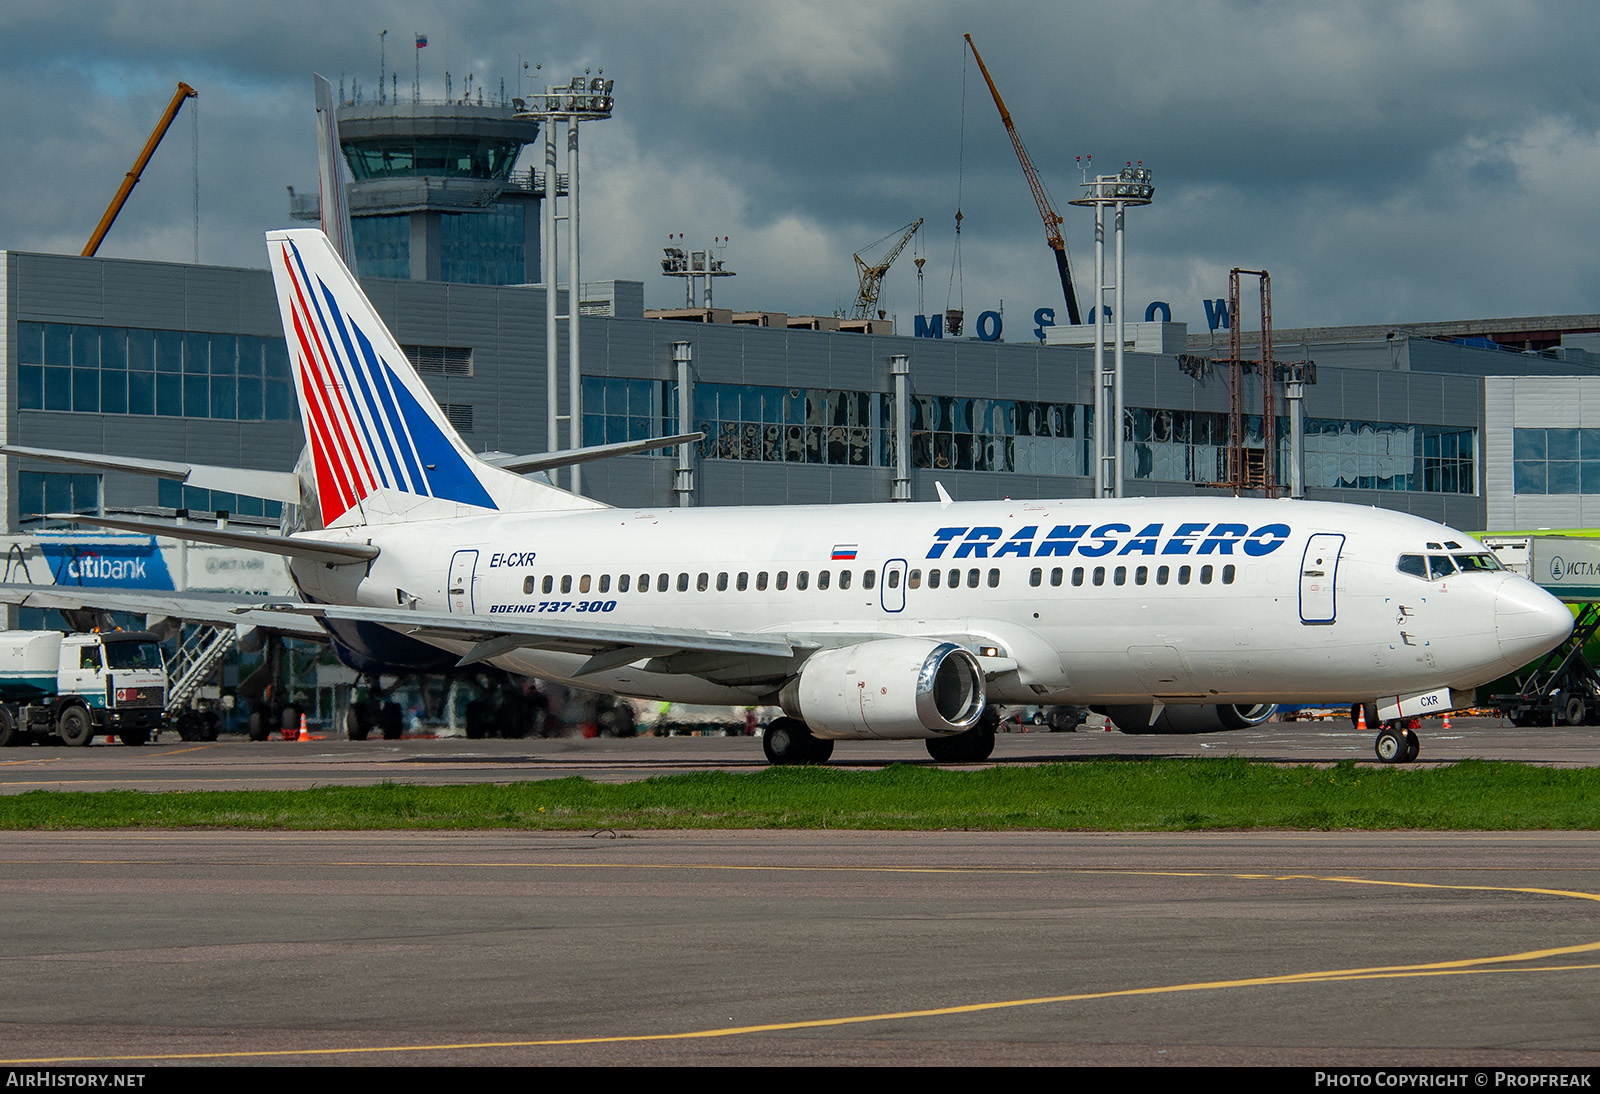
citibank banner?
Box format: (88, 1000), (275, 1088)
(41, 537), (175, 590)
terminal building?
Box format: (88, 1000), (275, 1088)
(5, 83), (1600, 710)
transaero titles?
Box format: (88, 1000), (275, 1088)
(925, 522), (1292, 560)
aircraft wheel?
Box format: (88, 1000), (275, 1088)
(1374, 726), (1405, 764)
(344, 706), (370, 741)
(57, 706), (93, 748)
(379, 701), (403, 740)
(762, 717), (825, 765)
(1401, 728), (1420, 763)
(926, 721), (996, 763)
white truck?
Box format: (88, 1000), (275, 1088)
(0, 630), (167, 747)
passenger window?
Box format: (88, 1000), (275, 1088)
(839, 570), (851, 590)
(929, 569), (941, 589)
(657, 574), (669, 592)
(542, 575), (554, 594)
(1072, 567), (1084, 586)
(523, 576), (535, 595)
(619, 574), (632, 593)
(797, 571), (810, 590)
(599, 574), (610, 593)
(1223, 565), (1235, 584)
(948, 568), (960, 588)
(863, 570), (875, 590)
(1157, 565), (1169, 585)
(1030, 568), (1042, 587)
(1050, 567), (1063, 587)
(697, 573), (709, 592)
(1093, 566), (1106, 586)
(888, 570), (901, 589)
(1114, 566), (1127, 586)
(908, 569), (921, 589)
(1179, 566), (1191, 585)
(579, 575), (591, 594)
(677, 573), (689, 592)
(757, 572), (768, 591)
(988, 569), (1000, 588)
(818, 570), (830, 590)
(737, 572), (748, 591)
(716, 572), (728, 592)
(1135, 565), (1148, 586)
(777, 571), (789, 590)
(1201, 565), (1214, 584)
(967, 569), (980, 588)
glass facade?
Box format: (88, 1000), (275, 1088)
(16, 322), (295, 421)
(1513, 428), (1600, 494)
(440, 206), (527, 285)
(352, 215), (410, 279)
(572, 375), (1481, 496)
(342, 136), (523, 181)
(157, 480), (282, 520)
(17, 471), (99, 527)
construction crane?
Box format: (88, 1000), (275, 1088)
(851, 217), (923, 320)
(963, 35), (1082, 325)
(82, 81), (197, 257)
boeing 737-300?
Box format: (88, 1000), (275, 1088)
(0, 230), (1575, 764)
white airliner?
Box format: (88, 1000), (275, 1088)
(0, 230), (1575, 764)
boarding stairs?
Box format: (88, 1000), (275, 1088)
(164, 624), (238, 715)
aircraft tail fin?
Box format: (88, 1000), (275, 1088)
(266, 229), (605, 527)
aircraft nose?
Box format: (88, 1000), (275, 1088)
(1495, 575), (1574, 665)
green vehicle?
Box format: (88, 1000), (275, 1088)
(0, 630), (167, 746)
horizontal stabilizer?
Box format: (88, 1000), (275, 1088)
(54, 514), (378, 566)
(1, 445), (301, 504)
(485, 432), (704, 475)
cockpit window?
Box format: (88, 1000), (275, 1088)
(1428, 555), (1457, 579)
(1397, 555), (1427, 579)
(1452, 553), (1503, 573)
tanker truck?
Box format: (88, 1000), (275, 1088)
(0, 630), (167, 746)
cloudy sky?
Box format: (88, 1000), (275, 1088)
(4, 0), (1599, 335)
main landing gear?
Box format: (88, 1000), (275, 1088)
(762, 717), (834, 765)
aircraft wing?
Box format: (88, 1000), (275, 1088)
(248, 601), (803, 675)
(0, 583), (328, 639)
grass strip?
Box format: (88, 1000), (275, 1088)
(2, 758), (1598, 831)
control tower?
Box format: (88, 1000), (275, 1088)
(291, 95), (544, 285)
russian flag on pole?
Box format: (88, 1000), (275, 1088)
(416, 34), (428, 48)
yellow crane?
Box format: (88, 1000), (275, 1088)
(851, 218), (923, 320)
(82, 81), (197, 257)
(964, 35), (1082, 325)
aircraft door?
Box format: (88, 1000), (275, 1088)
(1299, 533), (1345, 624)
(880, 558), (907, 613)
(448, 549), (480, 614)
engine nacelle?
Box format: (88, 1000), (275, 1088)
(1102, 703), (1277, 735)
(779, 639), (986, 740)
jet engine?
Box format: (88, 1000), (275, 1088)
(1101, 703), (1277, 735)
(779, 638), (986, 740)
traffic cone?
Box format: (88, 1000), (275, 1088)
(1442, 709), (1451, 732)
(298, 712), (309, 741)
(1356, 705), (1367, 732)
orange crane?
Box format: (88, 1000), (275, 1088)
(82, 82), (197, 257)
(963, 35), (1081, 325)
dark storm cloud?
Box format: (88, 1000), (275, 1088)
(4, 1), (1600, 331)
